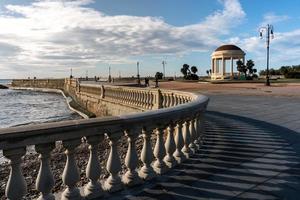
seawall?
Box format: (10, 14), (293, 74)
(11, 79), (150, 117)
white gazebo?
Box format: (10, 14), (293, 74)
(211, 44), (245, 80)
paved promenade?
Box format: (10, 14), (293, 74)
(108, 93), (300, 199)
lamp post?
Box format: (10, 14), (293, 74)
(108, 66), (112, 83)
(162, 61), (166, 79)
(137, 61), (141, 85)
(70, 68), (73, 78)
(259, 24), (274, 86)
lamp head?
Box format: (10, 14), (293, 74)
(259, 31), (263, 39)
(270, 29), (274, 39)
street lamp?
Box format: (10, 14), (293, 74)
(259, 24), (274, 86)
(162, 61), (167, 79)
(137, 61), (141, 85)
(108, 66), (112, 83)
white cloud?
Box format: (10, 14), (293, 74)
(0, 0), (245, 78)
(260, 13), (290, 26)
(226, 28), (300, 69)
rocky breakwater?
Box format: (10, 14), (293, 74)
(0, 84), (8, 89)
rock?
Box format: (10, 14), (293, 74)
(0, 84), (8, 89)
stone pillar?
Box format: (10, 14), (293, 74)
(35, 143), (55, 200)
(123, 129), (142, 186)
(104, 134), (122, 192)
(182, 121), (192, 158)
(84, 135), (103, 199)
(153, 127), (167, 174)
(3, 147), (27, 200)
(173, 122), (185, 164)
(139, 127), (155, 180)
(164, 124), (176, 168)
(231, 57), (234, 79)
(61, 139), (82, 200)
(222, 57), (225, 78)
(211, 58), (214, 74)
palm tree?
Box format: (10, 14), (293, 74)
(191, 66), (198, 74)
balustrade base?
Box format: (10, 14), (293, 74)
(122, 171), (143, 186)
(173, 150), (186, 164)
(84, 182), (103, 199)
(153, 161), (168, 175)
(194, 140), (201, 151)
(103, 176), (123, 193)
(61, 187), (82, 200)
(164, 156), (176, 168)
(37, 194), (55, 200)
(138, 166), (155, 180)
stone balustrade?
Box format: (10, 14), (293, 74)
(1, 80), (208, 200)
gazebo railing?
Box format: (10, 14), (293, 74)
(0, 86), (208, 200)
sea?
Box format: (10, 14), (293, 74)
(0, 79), (82, 162)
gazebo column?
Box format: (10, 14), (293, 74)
(231, 57), (234, 80)
(214, 58), (217, 79)
(216, 58), (219, 75)
(222, 57), (225, 78)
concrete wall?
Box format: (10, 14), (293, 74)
(12, 79), (65, 89)
(12, 79), (144, 117)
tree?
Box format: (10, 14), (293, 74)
(206, 70), (210, 76)
(191, 66), (198, 74)
(246, 60), (257, 76)
(180, 64), (190, 79)
(180, 64), (199, 80)
(237, 59), (258, 80)
(155, 72), (163, 80)
(236, 60), (247, 75)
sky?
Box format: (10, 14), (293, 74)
(0, 0), (300, 78)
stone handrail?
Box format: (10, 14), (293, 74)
(0, 81), (208, 200)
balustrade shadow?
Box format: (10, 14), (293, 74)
(117, 111), (300, 200)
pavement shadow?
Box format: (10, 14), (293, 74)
(115, 111), (300, 200)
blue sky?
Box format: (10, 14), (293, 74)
(0, 0), (300, 78)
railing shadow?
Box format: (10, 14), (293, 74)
(117, 111), (300, 200)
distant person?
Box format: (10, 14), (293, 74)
(155, 77), (159, 88)
(145, 78), (149, 87)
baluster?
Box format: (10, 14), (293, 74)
(35, 143), (55, 200)
(139, 92), (143, 107)
(135, 92), (139, 106)
(170, 94), (175, 107)
(199, 113), (205, 144)
(139, 127), (155, 180)
(149, 93), (154, 109)
(141, 92), (145, 108)
(123, 129), (142, 186)
(125, 91), (129, 104)
(174, 96), (179, 106)
(165, 94), (169, 107)
(164, 123), (176, 168)
(153, 127), (167, 174)
(193, 116), (201, 151)
(168, 94), (172, 107)
(3, 147), (27, 200)
(179, 97), (183, 104)
(173, 122), (185, 163)
(104, 134), (122, 192)
(84, 135), (103, 199)
(61, 139), (82, 200)
(189, 119), (197, 154)
(182, 121), (192, 158)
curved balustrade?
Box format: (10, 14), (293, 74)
(0, 83), (208, 200)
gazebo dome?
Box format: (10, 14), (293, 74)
(215, 45), (243, 52)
